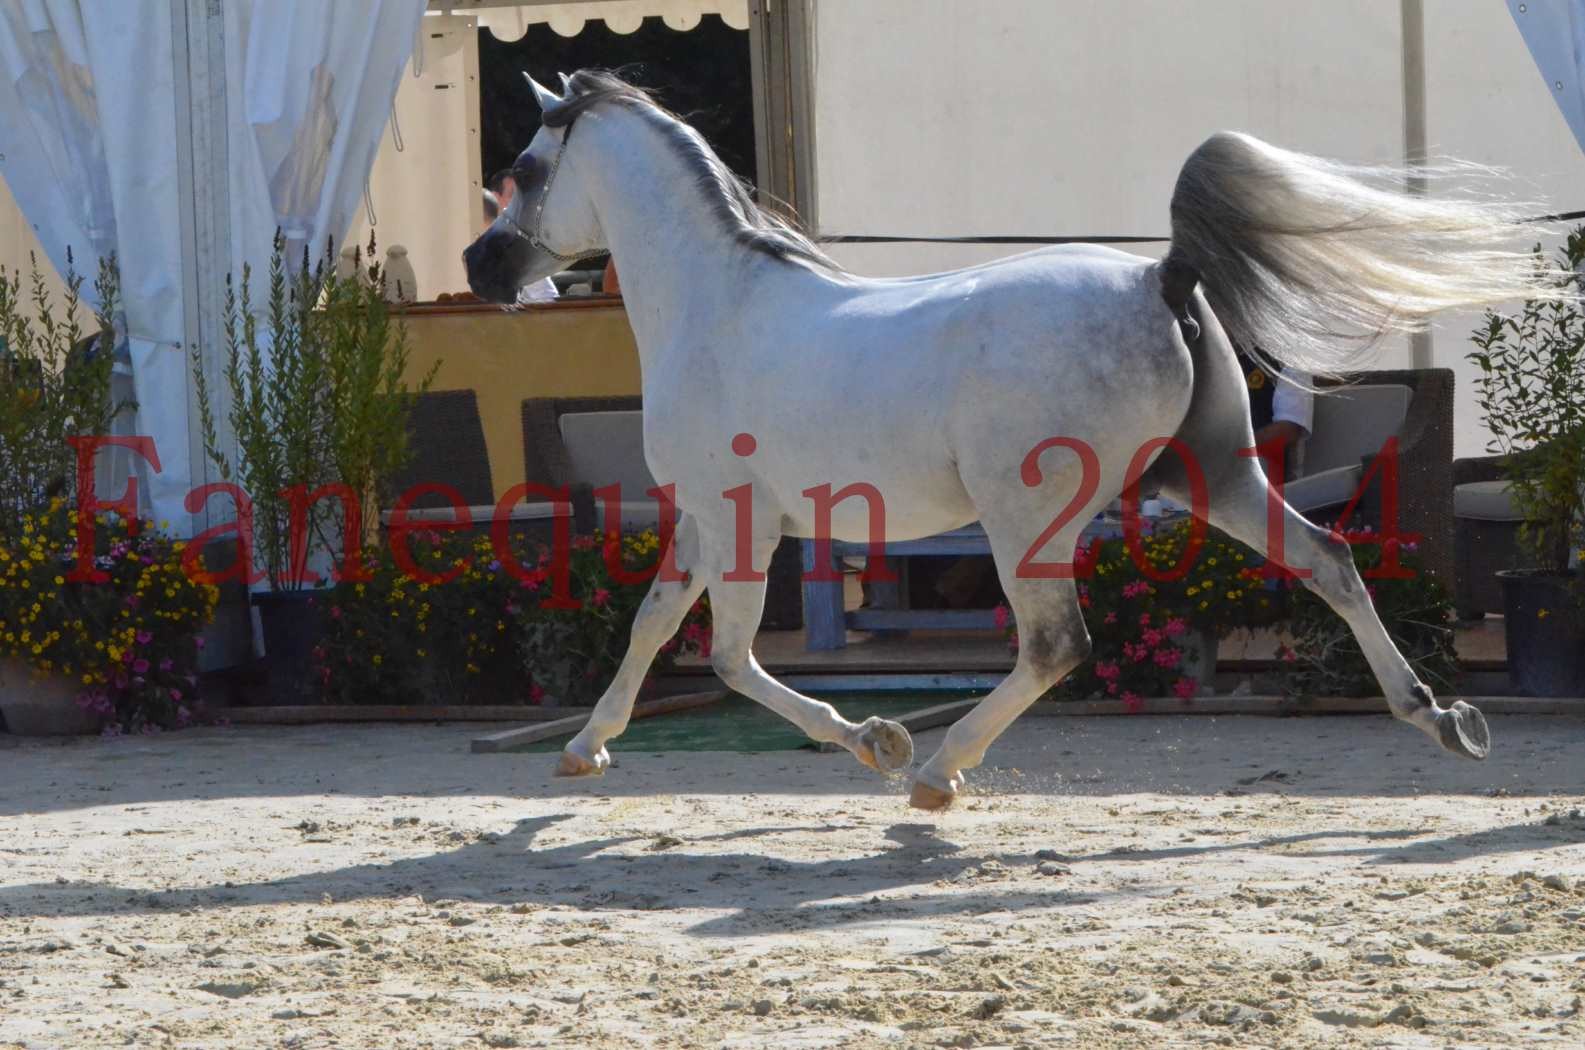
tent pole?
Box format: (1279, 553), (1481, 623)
(1401, 0), (1433, 370)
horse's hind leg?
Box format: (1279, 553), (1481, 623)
(1164, 457), (1490, 759)
(701, 529), (914, 773)
(559, 516), (708, 776)
(911, 509), (1092, 810)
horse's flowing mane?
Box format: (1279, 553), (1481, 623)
(542, 69), (841, 272)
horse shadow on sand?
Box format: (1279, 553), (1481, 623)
(1, 817), (1116, 935)
(5, 810), (1581, 936)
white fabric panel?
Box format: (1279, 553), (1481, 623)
(0, 0), (187, 524)
(345, 13), (478, 302)
(226, 0), (428, 276)
(1431, 1), (1585, 458)
(814, 0), (1404, 279)
(1506, 0), (1585, 154)
(473, 0), (749, 40)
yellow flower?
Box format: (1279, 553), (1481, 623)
(1538, 608), (1550, 619)
(372, 654), (383, 666)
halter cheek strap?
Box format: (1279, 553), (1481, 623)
(502, 117), (600, 264)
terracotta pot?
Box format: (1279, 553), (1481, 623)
(0, 658), (103, 736)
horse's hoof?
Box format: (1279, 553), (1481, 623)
(1436, 701), (1491, 760)
(555, 745), (609, 777)
(909, 779), (957, 811)
(853, 717), (914, 772)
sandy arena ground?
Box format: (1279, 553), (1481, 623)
(2, 712), (1583, 1049)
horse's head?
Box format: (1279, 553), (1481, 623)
(463, 73), (606, 303)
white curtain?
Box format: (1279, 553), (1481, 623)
(226, 0), (427, 277)
(0, 0), (424, 530)
(1508, 0), (1585, 155)
(0, 0), (185, 523)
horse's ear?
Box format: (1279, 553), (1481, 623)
(557, 72), (574, 95)
(523, 72), (561, 114)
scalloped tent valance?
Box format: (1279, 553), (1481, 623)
(453, 1), (748, 41)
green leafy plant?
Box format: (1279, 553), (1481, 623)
(1468, 228), (1585, 579)
(192, 234), (435, 589)
(1002, 521), (1282, 705)
(516, 529), (711, 706)
(0, 252), (123, 525)
(1282, 530), (1458, 697)
(0, 498), (218, 733)
(316, 526), (710, 706)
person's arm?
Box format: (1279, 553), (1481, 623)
(1254, 369), (1313, 473)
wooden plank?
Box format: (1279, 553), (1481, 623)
(847, 609), (1001, 631)
(897, 697), (981, 732)
(223, 704), (590, 725)
(1022, 696), (1585, 717)
(783, 672), (1004, 692)
(469, 690), (727, 754)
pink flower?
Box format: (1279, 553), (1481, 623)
(1138, 612), (1151, 626)
(1152, 647), (1182, 669)
(194, 636), (205, 649)
(591, 588), (611, 608)
(993, 605), (1010, 629)
(1104, 611), (1117, 625)
(1121, 691), (1144, 713)
(1164, 617), (1188, 638)
(1122, 580), (1149, 599)
(135, 630), (152, 645)
(529, 682), (546, 703)
(170, 688), (183, 702)
(1172, 677), (1198, 700)
(1094, 660), (1120, 681)
(120, 650), (134, 664)
(1142, 628), (1164, 648)
(158, 658), (173, 672)
(330, 606), (342, 620)
(133, 659), (150, 674)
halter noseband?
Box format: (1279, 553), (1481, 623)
(501, 116), (599, 264)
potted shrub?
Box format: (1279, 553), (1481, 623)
(1002, 521), (1281, 705)
(1282, 529), (1459, 698)
(192, 235), (433, 701)
(1468, 230), (1585, 696)
(0, 255), (118, 734)
(315, 526), (711, 707)
(0, 498), (218, 734)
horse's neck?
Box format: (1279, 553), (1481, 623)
(578, 110), (762, 361)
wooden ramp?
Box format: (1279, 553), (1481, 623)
(470, 690), (727, 753)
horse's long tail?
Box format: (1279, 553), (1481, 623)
(1163, 131), (1563, 374)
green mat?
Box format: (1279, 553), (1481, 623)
(519, 691), (984, 753)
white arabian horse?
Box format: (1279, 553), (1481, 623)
(465, 70), (1553, 810)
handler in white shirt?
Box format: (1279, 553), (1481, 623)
(1237, 345), (1313, 480)
(483, 168), (559, 303)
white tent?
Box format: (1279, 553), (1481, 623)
(0, 0), (426, 529)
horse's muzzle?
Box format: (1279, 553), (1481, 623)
(462, 229), (532, 304)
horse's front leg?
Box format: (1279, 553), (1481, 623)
(558, 517), (707, 775)
(702, 529), (914, 773)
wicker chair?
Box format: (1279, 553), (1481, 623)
(1316, 368), (1457, 592)
(391, 389), (496, 509)
(1451, 452), (1531, 619)
(520, 396), (803, 629)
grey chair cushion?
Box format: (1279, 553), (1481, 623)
(1284, 464), (1362, 513)
(558, 411), (661, 528)
(1305, 384), (1412, 474)
(1454, 480), (1523, 522)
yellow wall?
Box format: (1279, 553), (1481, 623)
(400, 301), (642, 499)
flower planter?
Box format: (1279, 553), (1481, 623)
(1498, 570), (1585, 698)
(0, 658), (103, 736)
(252, 591), (328, 703)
